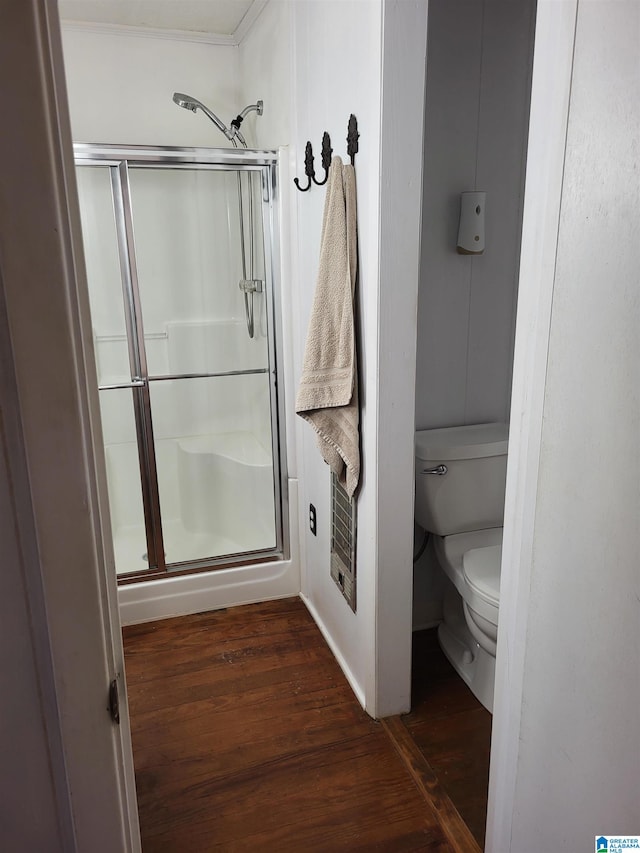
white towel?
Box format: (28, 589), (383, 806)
(296, 156), (360, 497)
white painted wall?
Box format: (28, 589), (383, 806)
(292, 0), (383, 710)
(292, 0), (428, 716)
(489, 1), (640, 848)
(239, 0), (291, 149)
(61, 27), (241, 146)
(415, 0), (535, 430)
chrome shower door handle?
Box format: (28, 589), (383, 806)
(421, 464), (448, 476)
(98, 377), (146, 391)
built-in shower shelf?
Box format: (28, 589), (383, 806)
(94, 331), (168, 342)
(177, 432), (272, 466)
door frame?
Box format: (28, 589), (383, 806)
(1, 0), (578, 848)
(0, 2), (140, 849)
(486, 1), (577, 848)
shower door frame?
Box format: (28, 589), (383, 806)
(75, 143), (288, 583)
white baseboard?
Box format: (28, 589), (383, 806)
(299, 592), (366, 711)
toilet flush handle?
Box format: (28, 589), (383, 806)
(421, 464), (448, 476)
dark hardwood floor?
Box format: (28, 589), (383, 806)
(403, 629), (492, 848)
(123, 598), (489, 852)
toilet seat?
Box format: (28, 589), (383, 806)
(434, 527), (502, 600)
(463, 544), (501, 627)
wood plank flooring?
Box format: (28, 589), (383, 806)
(123, 598), (489, 852)
(403, 630), (492, 848)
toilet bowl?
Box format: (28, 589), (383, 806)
(434, 528), (502, 710)
(415, 423), (508, 712)
(463, 542), (501, 655)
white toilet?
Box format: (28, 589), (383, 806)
(414, 422), (508, 712)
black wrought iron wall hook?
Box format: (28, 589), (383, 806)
(294, 115), (359, 192)
(293, 133), (332, 192)
(346, 114), (359, 166)
(293, 141), (315, 192)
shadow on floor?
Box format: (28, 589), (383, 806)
(404, 628), (492, 848)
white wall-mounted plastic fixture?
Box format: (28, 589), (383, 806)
(457, 191), (486, 255)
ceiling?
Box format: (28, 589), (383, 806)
(57, 0), (257, 37)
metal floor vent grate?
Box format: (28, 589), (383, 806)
(330, 473), (357, 611)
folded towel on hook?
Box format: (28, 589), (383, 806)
(296, 155), (360, 497)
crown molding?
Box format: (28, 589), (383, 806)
(60, 19), (237, 47)
(234, 0), (268, 45)
(60, 0), (270, 47)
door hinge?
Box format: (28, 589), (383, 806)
(108, 677), (120, 725)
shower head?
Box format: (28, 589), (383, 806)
(173, 92), (198, 112)
(173, 93), (264, 147)
(172, 92), (234, 140)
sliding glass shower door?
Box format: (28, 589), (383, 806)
(75, 146), (284, 580)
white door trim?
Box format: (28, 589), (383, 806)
(485, 2), (578, 849)
(374, 0), (429, 718)
(0, 2), (140, 849)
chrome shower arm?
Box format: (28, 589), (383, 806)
(238, 100), (264, 120)
(228, 100), (263, 144)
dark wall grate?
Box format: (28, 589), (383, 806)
(330, 473), (357, 611)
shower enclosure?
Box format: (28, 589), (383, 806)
(74, 144), (286, 580)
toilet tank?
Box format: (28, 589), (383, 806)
(415, 423), (508, 536)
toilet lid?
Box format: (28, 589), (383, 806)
(463, 545), (501, 608)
